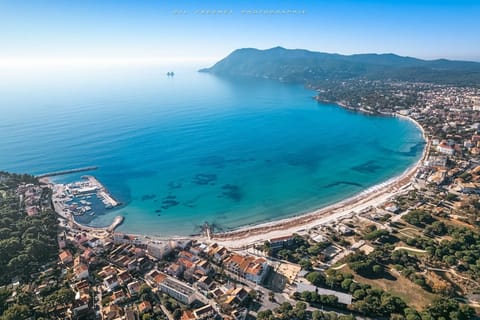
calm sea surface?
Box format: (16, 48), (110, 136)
(0, 65), (424, 236)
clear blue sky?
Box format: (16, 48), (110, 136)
(0, 0), (479, 65)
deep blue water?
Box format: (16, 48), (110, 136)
(0, 65), (424, 236)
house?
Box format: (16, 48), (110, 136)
(58, 233), (66, 250)
(147, 241), (172, 259)
(127, 281), (141, 295)
(426, 156), (448, 167)
(195, 260), (212, 275)
(82, 248), (94, 260)
(384, 203), (399, 213)
(87, 237), (102, 248)
(269, 235), (294, 250)
(178, 258), (195, 271)
(73, 284), (91, 317)
(112, 290), (127, 304)
(117, 270), (132, 285)
(195, 276), (214, 291)
(181, 305), (217, 320)
(74, 264), (89, 280)
(113, 233), (142, 246)
(166, 263), (184, 277)
(74, 256), (87, 267)
(125, 308), (139, 320)
(179, 250), (197, 262)
(59, 250), (73, 264)
(103, 305), (123, 320)
(207, 244), (229, 263)
(26, 206), (38, 216)
(181, 311), (196, 320)
(159, 277), (197, 305)
(99, 265), (117, 278)
(224, 254), (270, 284)
(455, 182), (480, 194)
(226, 287), (249, 304)
(437, 141), (455, 155)
(137, 300), (152, 313)
(103, 275), (119, 291)
(193, 304), (216, 319)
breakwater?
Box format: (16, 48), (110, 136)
(36, 166), (98, 178)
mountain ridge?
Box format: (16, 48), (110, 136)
(199, 47), (480, 86)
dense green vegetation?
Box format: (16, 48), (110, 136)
(402, 210), (435, 227)
(201, 47), (480, 86)
(303, 270), (476, 319)
(0, 172), (62, 319)
(0, 172), (58, 285)
(264, 234), (330, 266)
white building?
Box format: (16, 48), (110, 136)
(147, 241), (172, 259)
(437, 141), (455, 155)
(159, 277), (197, 305)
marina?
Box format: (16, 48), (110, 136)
(52, 175), (121, 217)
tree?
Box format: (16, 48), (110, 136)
(257, 309), (274, 320)
(306, 271), (325, 286)
(55, 287), (75, 306)
(299, 259), (313, 271)
(372, 264), (382, 274)
(422, 297), (475, 320)
(1, 304), (31, 320)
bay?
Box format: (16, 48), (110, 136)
(0, 65), (424, 236)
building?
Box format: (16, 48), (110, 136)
(207, 244), (229, 263)
(103, 275), (119, 292)
(111, 290), (127, 304)
(269, 235), (294, 250)
(138, 300), (152, 313)
(147, 241), (172, 259)
(158, 276), (197, 305)
(59, 250), (73, 264)
(224, 254), (270, 284)
(74, 264), (89, 280)
(193, 305), (216, 319)
(127, 280), (141, 295)
(437, 141), (455, 155)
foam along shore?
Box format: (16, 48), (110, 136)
(210, 114), (429, 248)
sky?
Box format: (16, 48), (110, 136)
(0, 0), (479, 67)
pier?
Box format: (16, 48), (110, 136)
(107, 216), (124, 232)
(83, 175), (120, 208)
(36, 166), (98, 178)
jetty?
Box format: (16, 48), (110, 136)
(36, 166), (98, 178)
(107, 216), (124, 232)
(83, 175), (120, 208)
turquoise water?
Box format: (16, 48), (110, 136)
(0, 65), (424, 236)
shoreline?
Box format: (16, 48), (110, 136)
(45, 103), (429, 246)
(206, 110), (429, 247)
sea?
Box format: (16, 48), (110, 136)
(0, 64), (425, 236)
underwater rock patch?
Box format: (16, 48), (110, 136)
(192, 173), (217, 185)
(141, 194), (156, 201)
(221, 184), (243, 202)
(352, 160), (382, 173)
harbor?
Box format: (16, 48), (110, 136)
(48, 173), (124, 234)
(52, 175), (121, 217)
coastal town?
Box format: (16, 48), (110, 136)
(1, 80), (480, 320)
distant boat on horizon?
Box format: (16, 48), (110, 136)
(166, 71), (175, 77)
